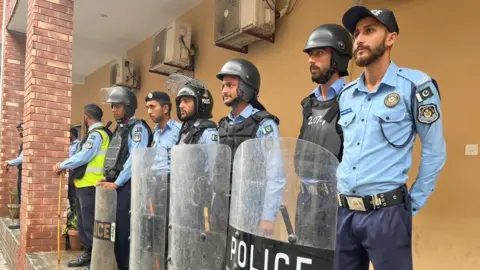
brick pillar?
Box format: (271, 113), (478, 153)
(0, 1), (26, 215)
(19, 0), (74, 266)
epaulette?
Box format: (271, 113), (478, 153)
(397, 67), (431, 89)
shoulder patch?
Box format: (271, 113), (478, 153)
(135, 126), (142, 132)
(132, 131), (142, 142)
(262, 125), (274, 135)
(90, 134), (96, 140)
(84, 141), (93, 149)
(211, 134), (218, 142)
(415, 86), (434, 103)
(417, 104), (440, 124)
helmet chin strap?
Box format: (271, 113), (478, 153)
(313, 60), (337, 85)
(226, 97), (241, 111)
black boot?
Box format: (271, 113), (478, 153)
(67, 250), (91, 267)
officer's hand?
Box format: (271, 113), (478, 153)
(259, 219), (275, 236)
(97, 181), (118, 190)
(53, 162), (62, 174)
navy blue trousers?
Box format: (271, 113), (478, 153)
(76, 186), (96, 251)
(334, 193), (413, 270)
(115, 180), (131, 269)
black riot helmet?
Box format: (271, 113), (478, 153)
(216, 59), (261, 103)
(303, 24), (353, 81)
(175, 78), (214, 121)
(106, 86), (138, 118)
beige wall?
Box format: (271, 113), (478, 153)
(72, 0), (480, 268)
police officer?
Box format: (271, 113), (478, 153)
(97, 86), (152, 270)
(216, 59), (281, 235)
(68, 128), (81, 209)
(53, 104), (111, 269)
(145, 91), (181, 174)
(4, 123), (23, 230)
(175, 78), (218, 145)
(335, 6), (447, 270)
(295, 24), (352, 245)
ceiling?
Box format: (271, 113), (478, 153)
(7, 0), (203, 84)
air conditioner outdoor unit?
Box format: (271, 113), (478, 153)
(110, 58), (140, 89)
(150, 19), (192, 76)
(214, 0), (276, 52)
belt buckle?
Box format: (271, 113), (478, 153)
(345, 196), (367, 211)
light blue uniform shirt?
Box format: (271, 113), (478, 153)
(115, 117), (151, 186)
(7, 151), (23, 167)
(337, 61), (447, 215)
(227, 104), (283, 221)
(60, 122), (104, 170)
(152, 118), (181, 175)
(69, 139), (81, 157)
(302, 78), (345, 185)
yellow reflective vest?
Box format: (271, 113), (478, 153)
(74, 127), (110, 188)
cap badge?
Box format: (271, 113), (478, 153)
(371, 9), (382, 16)
(147, 93), (153, 98)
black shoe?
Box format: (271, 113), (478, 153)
(8, 224), (20, 229)
(67, 251), (91, 267)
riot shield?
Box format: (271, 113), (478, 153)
(90, 186), (117, 270)
(130, 147), (170, 270)
(228, 138), (339, 270)
(168, 144), (232, 270)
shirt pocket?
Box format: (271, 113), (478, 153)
(339, 111), (356, 128)
(338, 111), (356, 144)
(373, 108), (412, 145)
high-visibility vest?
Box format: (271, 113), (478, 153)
(74, 128), (110, 188)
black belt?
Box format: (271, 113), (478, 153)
(338, 185), (406, 211)
(300, 182), (333, 196)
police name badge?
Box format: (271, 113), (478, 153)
(417, 104), (439, 124)
(384, 93), (400, 108)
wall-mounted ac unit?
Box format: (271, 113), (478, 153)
(214, 0), (276, 53)
(150, 19), (193, 76)
(110, 58), (140, 89)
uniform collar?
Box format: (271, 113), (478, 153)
(88, 122), (103, 132)
(228, 104), (255, 121)
(155, 118), (174, 133)
(357, 61), (398, 93)
(311, 78), (345, 101)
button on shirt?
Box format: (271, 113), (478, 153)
(228, 104), (284, 221)
(337, 61), (447, 214)
(152, 118), (181, 175)
(302, 78), (345, 185)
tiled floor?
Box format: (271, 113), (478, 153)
(0, 248), (9, 270)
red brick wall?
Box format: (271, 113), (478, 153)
(18, 0), (74, 264)
(0, 31), (26, 216)
(0, 0), (26, 216)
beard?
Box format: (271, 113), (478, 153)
(310, 63), (331, 84)
(354, 40), (386, 67)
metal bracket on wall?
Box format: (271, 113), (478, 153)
(148, 55), (196, 77)
(214, 31), (276, 54)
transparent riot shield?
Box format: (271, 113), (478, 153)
(168, 144), (232, 270)
(90, 186), (117, 270)
(130, 147), (170, 270)
(227, 138), (339, 270)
